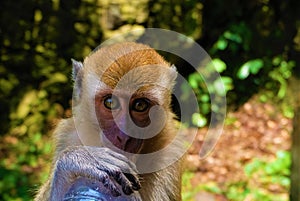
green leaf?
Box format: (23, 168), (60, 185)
(224, 31), (242, 43)
(15, 90), (38, 119)
(213, 78), (226, 96)
(237, 59), (264, 79)
(41, 72), (68, 88)
(192, 113), (207, 127)
(188, 74), (200, 88)
(199, 94), (210, 102)
(249, 59), (264, 74)
(237, 64), (250, 79)
(212, 58), (227, 73)
(272, 56), (282, 66)
(244, 159), (265, 176)
(221, 76), (234, 92)
(50, 72), (68, 83)
(215, 38), (228, 50)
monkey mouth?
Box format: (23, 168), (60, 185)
(102, 132), (144, 155)
(113, 138), (144, 154)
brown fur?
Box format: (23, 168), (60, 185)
(35, 42), (183, 201)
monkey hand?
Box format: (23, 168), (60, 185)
(50, 146), (141, 200)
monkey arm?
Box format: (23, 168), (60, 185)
(34, 179), (51, 201)
(48, 146), (141, 201)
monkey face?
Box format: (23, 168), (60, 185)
(74, 42), (177, 155)
(95, 90), (157, 153)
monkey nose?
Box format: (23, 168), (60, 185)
(114, 131), (142, 153)
(115, 131), (131, 150)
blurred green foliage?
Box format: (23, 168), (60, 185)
(0, 0), (299, 200)
(182, 171), (222, 201)
(0, 1), (103, 199)
(226, 151), (291, 201)
(182, 151), (291, 201)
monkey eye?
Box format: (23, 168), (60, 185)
(103, 95), (120, 110)
(132, 98), (150, 112)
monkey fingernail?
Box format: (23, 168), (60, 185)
(123, 186), (134, 195)
(131, 179), (141, 191)
(124, 173), (141, 190)
(132, 183), (141, 191)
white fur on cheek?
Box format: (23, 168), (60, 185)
(85, 73), (102, 100)
(73, 73), (110, 147)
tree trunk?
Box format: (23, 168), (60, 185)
(290, 76), (300, 201)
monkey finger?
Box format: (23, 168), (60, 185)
(112, 169), (135, 195)
(98, 165), (140, 195)
(77, 167), (122, 197)
(124, 173), (141, 191)
(104, 149), (139, 170)
(98, 157), (138, 176)
(87, 147), (139, 173)
(95, 170), (122, 197)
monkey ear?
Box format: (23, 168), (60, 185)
(71, 59), (84, 104)
(170, 64), (178, 77)
(167, 64), (178, 88)
(71, 58), (83, 81)
(157, 64), (178, 93)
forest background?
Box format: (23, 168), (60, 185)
(0, 0), (300, 200)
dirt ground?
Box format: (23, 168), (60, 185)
(185, 96), (292, 200)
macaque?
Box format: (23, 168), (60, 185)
(34, 42), (185, 201)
